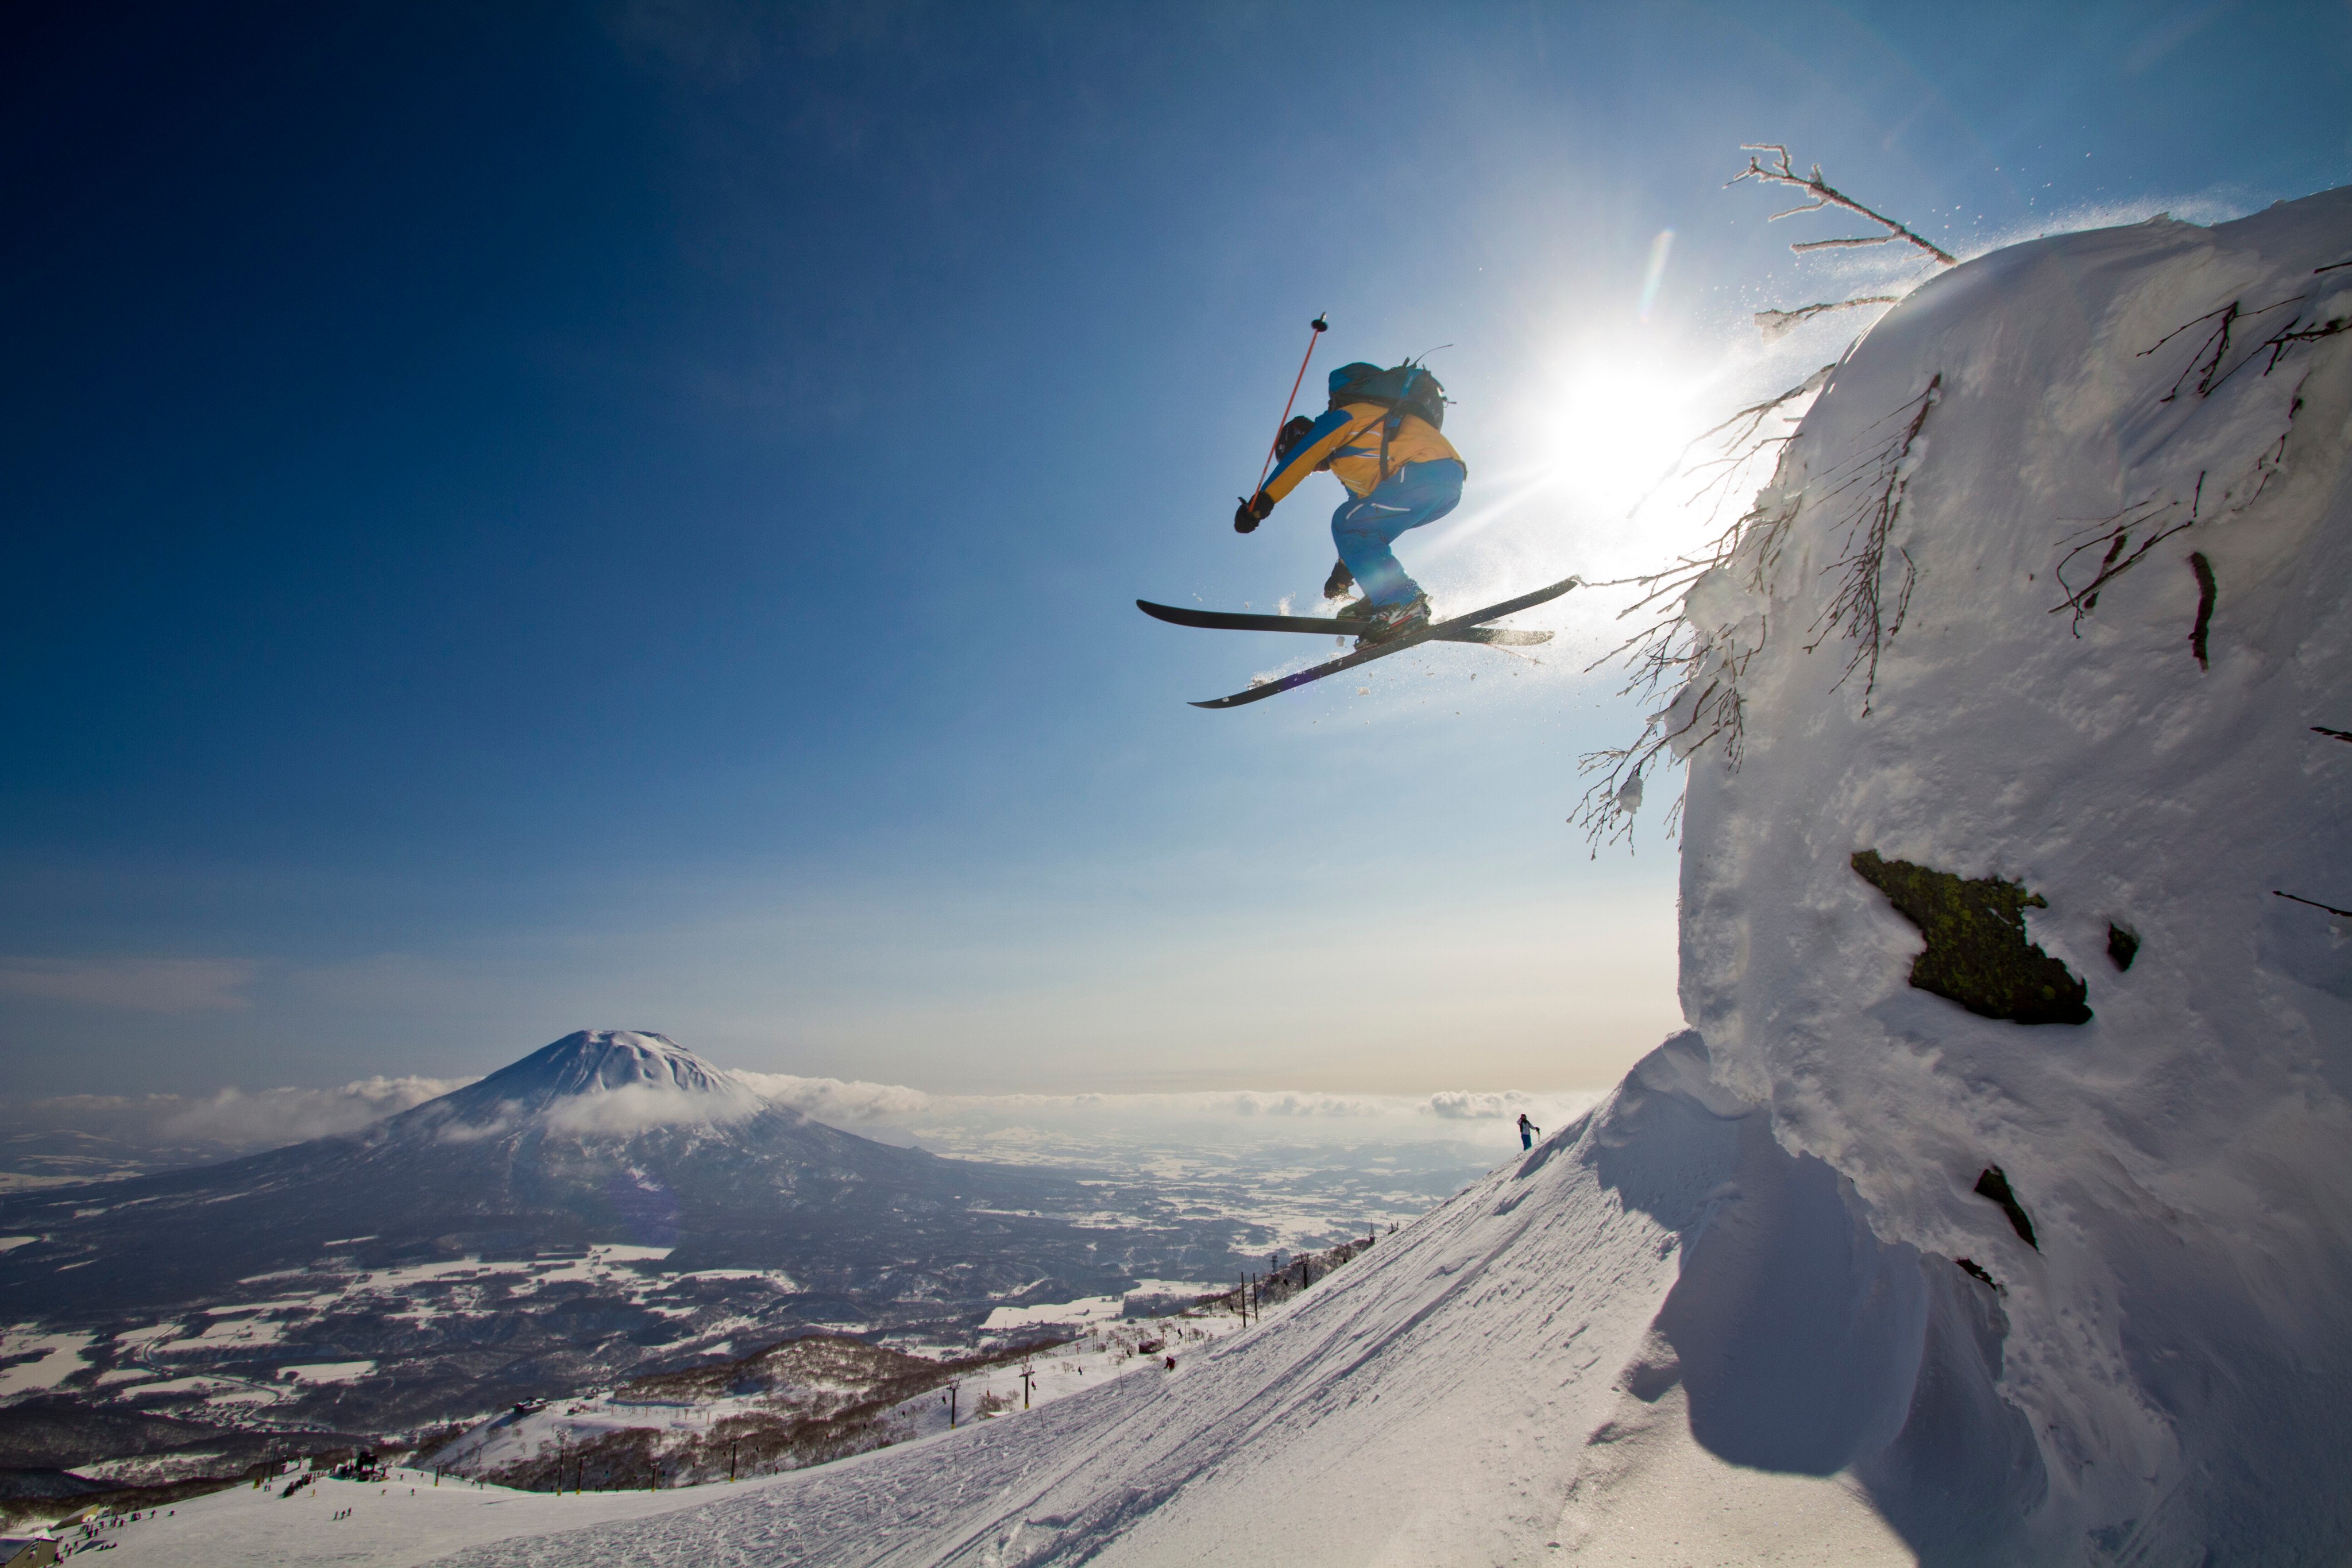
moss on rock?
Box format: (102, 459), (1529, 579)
(1851, 849), (2091, 1025)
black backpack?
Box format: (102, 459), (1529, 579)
(1327, 362), (1447, 431)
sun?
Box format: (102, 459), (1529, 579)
(1538, 355), (1710, 515)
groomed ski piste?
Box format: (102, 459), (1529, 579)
(103, 187), (2352, 1566)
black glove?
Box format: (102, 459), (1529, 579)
(1234, 492), (1273, 534)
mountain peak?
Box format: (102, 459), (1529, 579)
(418, 1029), (770, 1138)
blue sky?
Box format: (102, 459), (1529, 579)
(5, 1), (2347, 1098)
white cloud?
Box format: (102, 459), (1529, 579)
(736, 1071), (934, 1123)
(0, 957), (256, 1014)
(541, 1080), (766, 1136)
(1216, 1091), (1384, 1118)
(159, 1076), (473, 1146)
(1420, 1090), (1538, 1121)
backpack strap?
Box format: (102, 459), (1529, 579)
(1378, 368), (1421, 484)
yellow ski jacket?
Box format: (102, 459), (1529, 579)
(1257, 401), (1463, 505)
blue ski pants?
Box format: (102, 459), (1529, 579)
(1332, 459), (1464, 608)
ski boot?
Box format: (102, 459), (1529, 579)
(1350, 591), (1431, 648)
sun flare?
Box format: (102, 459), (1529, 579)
(1539, 356), (1709, 513)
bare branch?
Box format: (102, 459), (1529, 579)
(1729, 144), (1957, 266)
(1616, 362), (1835, 520)
(2274, 889), (2352, 919)
(1571, 146), (1949, 852)
(2047, 489), (2197, 629)
(1754, 298), (1901, 342)
(1569, 405), (1820, 855)
(2138, 296), (2304, 402)
(1803, 376), (1941, 709)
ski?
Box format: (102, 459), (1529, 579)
(1135, 601), (1552, 647)
(1142, 574), (1580, 709)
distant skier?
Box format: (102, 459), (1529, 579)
(1517, 1113), (1539, 1151)
(1234, 360), (1463, 645)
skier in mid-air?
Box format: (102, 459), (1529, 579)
(1517, 1112), (1539, 1151)
(1138, 330), (1570, 708)
(1233, 359), (1463, 645)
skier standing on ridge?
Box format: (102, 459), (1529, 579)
(1234, 357), (1465, 646)
(1518, 1112), (1539, 1151)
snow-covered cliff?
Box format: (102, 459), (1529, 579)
(1672, 186), (2352, 1559)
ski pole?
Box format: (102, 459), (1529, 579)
(1253, 314), (1328, 493)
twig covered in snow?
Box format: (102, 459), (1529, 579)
(1729, 145), (1957, 266)
(2051, 289), (2350, 631)
(2187, 551), (2217, 670)
(1754, 297), (1902, 342)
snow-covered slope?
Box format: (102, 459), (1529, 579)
(403, 1034), (1903, 1567)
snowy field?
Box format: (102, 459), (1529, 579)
(58, 1313), (1254, 1567)
(43, 1463), (777, 1568)
(3, 1245), (689, 1416)
(433, 1310), (1246, 1488)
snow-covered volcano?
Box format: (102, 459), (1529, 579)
(404, 1029), (768, 1137)
(0, 1031), (1145, 1323)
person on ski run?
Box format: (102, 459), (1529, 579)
(1518, 1112), (1539, 1150)
(1234, 361), (1464, 644)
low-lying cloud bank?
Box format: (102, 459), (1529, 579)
(733, 1071), (937, 1124)
(5, 1056), (1600, 1184)
(1, 1076), (474, 1177)
(735, 1071), (1593, 1147)
(162, 1076), (473, 1144)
